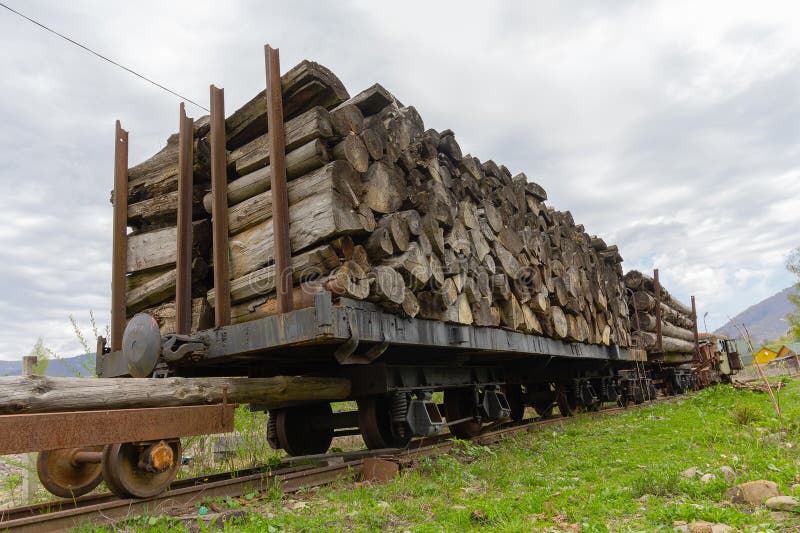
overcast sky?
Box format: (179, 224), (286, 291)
(0, 0), (799, 360)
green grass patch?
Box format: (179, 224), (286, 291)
(76, 382), (800, 532)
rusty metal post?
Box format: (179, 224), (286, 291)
(21, 355), (38, 502)
(653, 269), (663, 353)
(176, 103), (194, 334)
(210, 85), (231, 327)
(111, 121), (128, 351)
(691, 295), (699, 358)
(265, 44), (293, 314)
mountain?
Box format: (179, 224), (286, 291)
(714, 286), (797, 345)
(0, 353), (94, 377)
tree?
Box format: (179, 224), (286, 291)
(787, 247), (800, 340)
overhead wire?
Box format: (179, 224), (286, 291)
(0, 1), (209, 112)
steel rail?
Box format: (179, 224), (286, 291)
(0, 398), (674, 533)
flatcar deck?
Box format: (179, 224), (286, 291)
(98, 291), (646, 378)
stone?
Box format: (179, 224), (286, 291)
(682, 467), (700, 479)
(765, 495), (800, 512)
(726, 480), (782, 505)
(718, 466), (736, 484)
(700, 473), (716, 483)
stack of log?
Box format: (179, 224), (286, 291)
(624, 270), (695, 353)
(121, 59), (633, 347)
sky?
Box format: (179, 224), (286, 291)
(0, 0), (799, 359)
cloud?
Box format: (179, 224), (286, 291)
(0, 0), (798, 358)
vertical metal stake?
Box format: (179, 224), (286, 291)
(176, 103), (194, 334)
(210, 85), (231, 327)
(21, 355), (38, 503)
(653, 269), (663, 353)
(691, 296), (699, 358)
(265, 44), (293, 314)
(111, 121), (129, 351)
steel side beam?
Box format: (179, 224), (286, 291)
(0, 404), (235, 455)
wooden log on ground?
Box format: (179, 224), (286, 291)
(0, 375), (352, 414)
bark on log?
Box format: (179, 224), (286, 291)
(225, 161), (361, 235)
(225, 60), (349, 148)
(207, 244), (340, 307)
(0, 375), (352, 414)
(632, 331), (695, 353)
(127, 220), (210, 274)
(127, 258), (207, 314)
(228, 106), (334, 176)
(632, 312), (695, 342)
(205, 139), (331, 211)
(228, 188), (369, 279)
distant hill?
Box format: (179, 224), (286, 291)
(715, 286), (797, 345)
(0, 353), (94, 377)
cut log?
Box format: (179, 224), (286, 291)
(206, 139), (331, 210)
(369, 266), (406, 305)
(0, 375), (352, 414)
(127, 258), (207, 314)
(632, 331), (695, 353)
(225, 60), (349, 148)
(333, 133), (370, 173)
(547, 306), (568, 339)
(225, 161), (361, 235)
(381, 242), (431, 287)
(363, 160), (407, 214)
(330, 103), (365, 137)
(228, 106), (334, 176)
(127, 220), (210, 274)
(228, 189), (368, 279)
(632, 312), (696, 342)
(207, 244), (340, 306)
(231, 286), (320, 324)
(327, 261), (370, 299)
(142, 297), (212, 335)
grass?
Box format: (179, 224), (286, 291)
(75, 379), (800, 531)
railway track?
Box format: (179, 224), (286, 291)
(0, 401), (656, 533)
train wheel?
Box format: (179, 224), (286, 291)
(357, 395), (411, 449)
(274, 403), (334, 456)
(102, 440), (181, 498)
(503, 384), (525, 422)
(555, 385), (579, 417)
(37, 447), (104, 499)
(444, 388), (482, 439)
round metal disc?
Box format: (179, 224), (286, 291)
(102, 441), (181, 499)
(444, 388), (482, 439)
(274, 403), (334, 456)
(123, 313), (162, 378)
(37, 447), (104, 499)
(357, 396), (411, 450)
